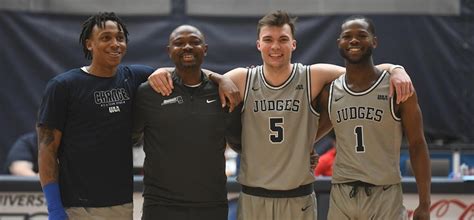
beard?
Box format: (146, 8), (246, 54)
(175, 52), (204, 69)
(339, 47), (373, 64)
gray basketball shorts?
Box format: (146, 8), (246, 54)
(237, 191), (317, 220)
(327, 183), (407, 220)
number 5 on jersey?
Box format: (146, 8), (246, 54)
(269, 117), (284, 144)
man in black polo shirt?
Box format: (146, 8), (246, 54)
(132, 25), (241, 220)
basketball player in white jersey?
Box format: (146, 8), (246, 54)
(315, 15), (431, 220)
(148, 10), (415, 220)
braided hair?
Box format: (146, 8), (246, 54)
(79, 12), (129, 60)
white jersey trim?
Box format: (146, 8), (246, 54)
(242, 68), (253, 113)
(390, 97), (402, 121)
(307, 65), (319, 116)
(343, 70), (388, 96)
(328, 81), (335, 122)
(260, 63), (297, 90)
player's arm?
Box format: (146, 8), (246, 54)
(37, 125), (68, 220)
(309, 150), (320, 172)
(148, 67), (174, 95)
(223, 67), (248, 99)
(310, 63), (413, 104)
(309, 64), (345, 101)
(205, 69), (241, 112)
(399, 91), (431, 220)
(314, 84), (333, 142)
(310, 83), (333, 172)
(37, 126), (61, 187)
(147, 67), (241, 112)
(376, 64), (414, 104)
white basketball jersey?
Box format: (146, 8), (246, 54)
(329, 71), (403, 185)
(238, 63), (319, 190)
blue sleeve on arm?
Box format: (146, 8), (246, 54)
(43, 182), (68, 220)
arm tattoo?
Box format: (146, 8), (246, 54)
(38, 126), (55, 146)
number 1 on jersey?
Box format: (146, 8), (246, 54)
(269, 117), (284, 143)
(354, 126), (366, 153)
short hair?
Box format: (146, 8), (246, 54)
(341, 15), (376, 35)
(79, 12), (129, 60)
(257, 10), (297, 39)
(169, 25), (205, 43)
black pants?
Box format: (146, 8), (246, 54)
(142, 203), (228, 220)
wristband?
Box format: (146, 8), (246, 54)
(388, 65), (405, 73)
(43, 182), (67, 220)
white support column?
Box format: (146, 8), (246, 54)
(452, 149), (461, 178)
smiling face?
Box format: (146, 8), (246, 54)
(86, 20), (127, 69)
(257, 24), (296, 69)
(338, 19), (377, 64)
(168, 25), (208, 70)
